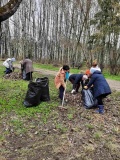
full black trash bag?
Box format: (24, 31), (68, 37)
(36, 77), (50, 101)
(24, 82), (42, 107)
(81, 89), (98, 109)
(24, 77), (50, 107)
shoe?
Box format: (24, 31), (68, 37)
(96, 105), (104, 114)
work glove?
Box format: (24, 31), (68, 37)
(65, 72), (69, 80)
(84, 86), (88, 89)
(71, 89), (76, 94)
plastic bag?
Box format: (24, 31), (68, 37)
(81, 89), (98, 109)
(36, 77), (50, 101)
(24, 77), (50, 107)
(24, 82), (42, 107)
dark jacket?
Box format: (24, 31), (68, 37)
(69, 74), (84, 89)
(87, 71), (111, 98)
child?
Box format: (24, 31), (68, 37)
(69, 74), (88, 93)
(54, 65), (70, 104)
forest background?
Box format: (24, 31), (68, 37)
(0, 1), (120, 160)
(0, 0), (120, 75)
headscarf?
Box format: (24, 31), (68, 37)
(11, 58), (16, 62)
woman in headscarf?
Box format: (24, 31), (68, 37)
(84, 68), (111, 114)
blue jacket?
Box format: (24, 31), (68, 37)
(69, 74), (84, 88)
(87, 71), (111, 98)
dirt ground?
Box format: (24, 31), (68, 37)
(0, 65), (120, 160)
(0, 90), (120, 160)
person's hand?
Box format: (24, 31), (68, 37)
(71, 89), (76, 94)
(84, 86), (88, 89)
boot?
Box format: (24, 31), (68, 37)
(96, 105), (104, 114)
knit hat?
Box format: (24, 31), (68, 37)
(90, 67), (101, 74)
(85, 69), (90, 75)
(11, 57), (16, 62)
(82, 75), (88, 80)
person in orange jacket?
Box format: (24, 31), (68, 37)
(54, 65), (70, 104)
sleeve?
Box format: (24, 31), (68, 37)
(87, 76), (95, 88)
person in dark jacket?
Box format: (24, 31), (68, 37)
(84, 69), (111, 114)
(69, 74), (88, 93)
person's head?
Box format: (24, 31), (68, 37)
(90, 67), (101, 74)
(63, 65), (70, 72)
(92, 59), (98, 67)
(82, 75), (88, 81)
(11, 57), (16, 62)
(85, 69), (90, 75)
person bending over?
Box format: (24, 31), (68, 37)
(3, 57), (16, 74)
(69, 74), (88, 94)
(84, 68), (111, 114)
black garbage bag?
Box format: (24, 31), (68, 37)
(81, 89), (98, 109)
(24, 82), (42, 107)
(36, 77), (50, 101)
(24, 77), (50, 107)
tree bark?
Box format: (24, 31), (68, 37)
(0, 0), (22, 22)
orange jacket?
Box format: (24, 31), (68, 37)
(54, 67), (66, 89)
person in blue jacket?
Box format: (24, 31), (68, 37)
(84, 68), (111, 114)
(69, 74), (88, 93)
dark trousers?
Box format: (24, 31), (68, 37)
(96, 95), (104, 105)
(25, 72), (33, 81)
(5, 68), (12, 74)
(69, 79), (80, 92)
(59, 85), (64, 100)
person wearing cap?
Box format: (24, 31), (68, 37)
(54, 65), (70, 104)
(69, 74), (88, 94)
(85, 69), (91, 76)
(3, 57), (16, 74)
(84, 69), (111, 114)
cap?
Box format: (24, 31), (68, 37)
(90, 67), (101, 74)
(85, 69), (90, 75)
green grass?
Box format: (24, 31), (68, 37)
(0, 62), (120, 160)
(0, 60), (120, 80)
(34, 62), (80, 74)
(103, 70), (120, 81)
(33, 62), (120, 81)
(0, 62), (119, 123)
(0, 66), (58, 122)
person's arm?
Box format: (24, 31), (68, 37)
(87, 76), (95, 88)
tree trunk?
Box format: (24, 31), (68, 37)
(0, 0), (22, 22)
